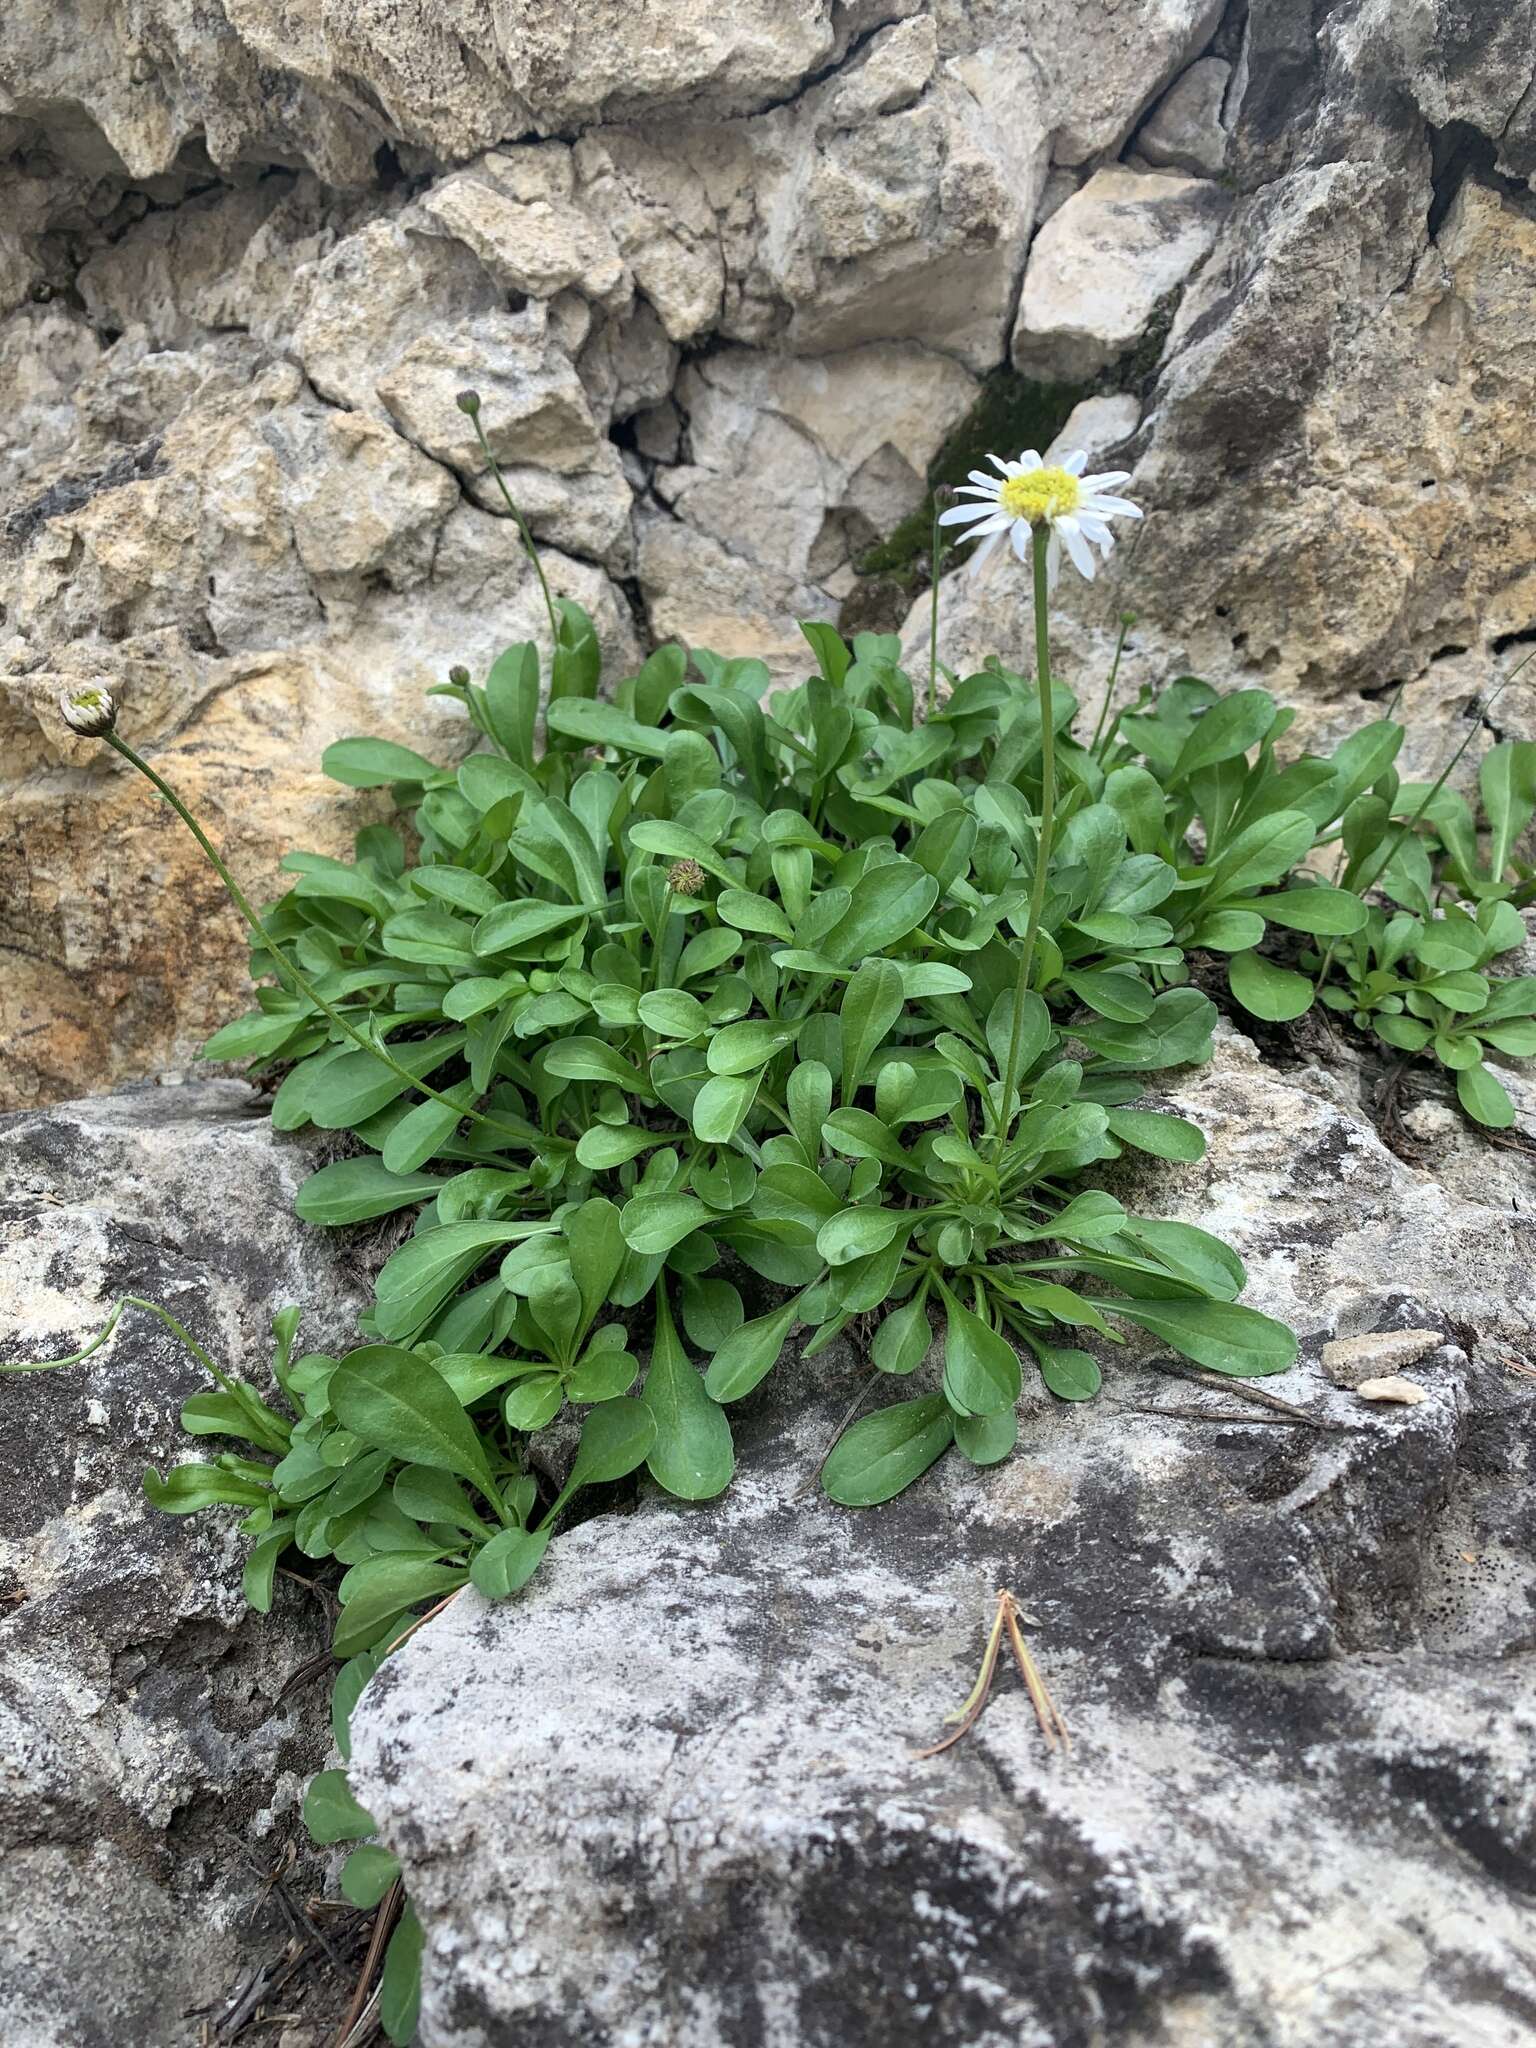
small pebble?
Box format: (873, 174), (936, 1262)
(1356, 1375), (1428, 1406)
(1322, 1327), (1441, 1387)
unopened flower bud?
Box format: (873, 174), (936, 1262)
(455, 389), (481, 416)
(667, 858), (705, 898)
(448, 664), (470, 686)
(60, 684), (118, 738)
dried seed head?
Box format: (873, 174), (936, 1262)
(667, 858), (706, 898)
(455, 389), (482, 416)
(60, 684), (118, 738)
(448, 664), (470, 686)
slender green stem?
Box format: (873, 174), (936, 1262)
(2, 1295), (289, 1453)
(653, 884), (677, 990)
(926, 500), (946, 724)
(465, 409), (561, 649)
(103, 733), (527, 1146)
(990, 526), (1056, 1166)
(1088, 614), (1132, 759)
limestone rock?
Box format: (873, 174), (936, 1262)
(414, 146), (629, 312)
(0, 1080), (366, 2045)
(1044, 392), (1142, 469)
(350, 1028), (1536, 2047)
(1356, 1374), (1430, 1405)
(634, 512), (832, 676)
(1136, 55), (1231, 177)
(1323, 1328), (1445, 1387)
(1012, 168), (1229, 381)
(0, 0), (853, 183)
(664, 343), (978, 590)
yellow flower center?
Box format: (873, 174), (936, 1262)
(999, 467), (1081, 523)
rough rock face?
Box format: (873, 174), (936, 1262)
(349, 1026), (1536, 2047)
(4, 0), (1536, 1113)
(0, 1080), (365, 2047)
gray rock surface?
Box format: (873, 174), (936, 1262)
(351, 1027), (1536, 2046)
(0, 1079), (365, 2047)
(1135, 56), (1231, 176)
(1012, 168), (1229, 380)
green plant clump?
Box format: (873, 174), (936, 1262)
(25, 503), (1536, 2039)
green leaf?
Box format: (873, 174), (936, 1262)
(1230, 887), (1368, 936)
(820, 859), (939, 966)
(322, 737), (440, 788)
(1073, 988), (1216, 1070)
(1170, 689), (1277, 782)
(380, 1905), (425, 2047)
(329, 1346), (500, 1502)
(872, 1295), (931, 1375)
(470, 1526), (552, 1598)
(1480, 741), (1536, 882)
(706, 1019), (797, 1076)
(302, 1769), (377, 1845)
(543, 1037), (651, 1093)
(1228, 949), (1315, 1023)
(642, 1288), (735, 1500)
(1033, 1344), (1102, 1400)
(568, 1397), (658, 1486)
(637, 989), (710, 1039)
(294, 1157), (442, 1225)
(373, 1221), (555, 1339)
(341, 1844), (401, 1909)
(717, 889), (795, 942)
(545, 697), (670, 759)
(840, 958), (905, 1101)
(821, 1394), (954, 1506)
(333, 1556), (467, 1659)
(1206, 810), (1317, 896)
(703, 1295), (802, 1403)
(953, 1406), (1018, 1465)
(1104, 1107), (1206, 1162)
(940, 1296), (1021, 1417)
(305, 1031), (468, 1132)
(473, 900), (590, 955)
(142, 1462), (271, 1514)
(576, 1124), (667, 1169)
(620, 1191), (711, 1256)
(787, 1060), (833, 1165)
(816, 1206), (908, 1266)
(1456, 1060), (1516, 1128)
(331, 1650), (385, 1760)
(1109, 1298), (1298, 1376)
(690, 1071), (760, 1145)
(1062, 968), (1155, 1023)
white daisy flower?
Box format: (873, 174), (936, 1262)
(938, 450), (1142, 585)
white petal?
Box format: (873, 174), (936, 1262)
(952, 515), (1013, 550)
(965, 469), (1002, 489)
(1061, 522), (1097, 580)
(1017, 450), (1043, 471)
(1045, 532), (1062, 590)
(1075, 514), (1113, 543)
(987, 453), (1011, 475)
(1061, 450), (1087, 476)
(938, 501), (997, 526)
(1010, 518), (1032, 561)
(1077, 471), (1132, 492)
(969, 528), (1006, 573)
(1053, 513), (1080, 535)
(953, 483), (1001, 499)
(1081, 494), (1143, 520)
